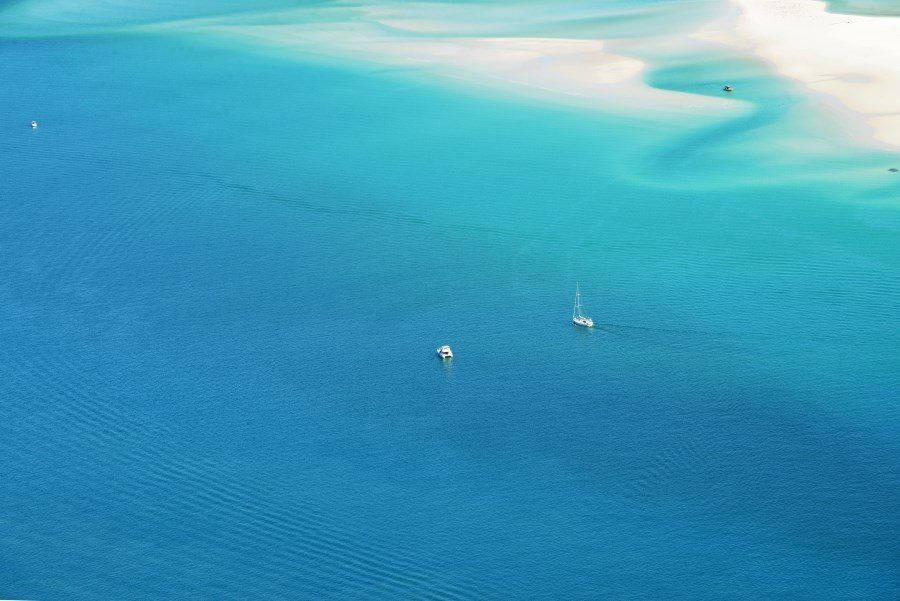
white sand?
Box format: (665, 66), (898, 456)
(131, 1), (749, 121)
(218, 21), (744, 119)
(730, 0), (900, 148)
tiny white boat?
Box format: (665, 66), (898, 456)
(436, 345), (453, 359)
(31, 120), (38, 129)
(723, 85), (733, 92)
(572, 284), (594, 328)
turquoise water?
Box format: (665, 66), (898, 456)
(1, 1), (899, 599)
(827, 0), (900, 17)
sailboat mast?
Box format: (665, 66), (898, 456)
(574, 283), (580, 319)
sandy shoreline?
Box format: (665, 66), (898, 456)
(217, 21), (744, 120)
(729, 0), (900, 148)
(136, 0), (900, 148)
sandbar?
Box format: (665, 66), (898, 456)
(730, 0), (900, 148)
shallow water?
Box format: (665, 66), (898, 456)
(827, 0), (900, 17)
(1, 2), (898, 599)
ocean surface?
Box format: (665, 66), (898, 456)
(827, 0), (900, 17)
(1, 1), (898, 599)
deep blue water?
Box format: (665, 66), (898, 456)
(1, 7), (899, 600)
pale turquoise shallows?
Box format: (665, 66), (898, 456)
(827, 0), (900, 16)
(1, 1), (898, 599)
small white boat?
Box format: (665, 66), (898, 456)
(31, 120), (38, 129)
(723, 85), (733, 92)
(436, 345), (453, 359)
(572, 284), (594, 328)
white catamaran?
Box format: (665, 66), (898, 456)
(572, 284), (594, 328)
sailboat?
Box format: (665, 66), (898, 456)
(572, 283), (594, 328)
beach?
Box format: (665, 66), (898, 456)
(186, 0), (900, 149)
(213, 11), (745, 119)
(728, 0), (900, 148)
